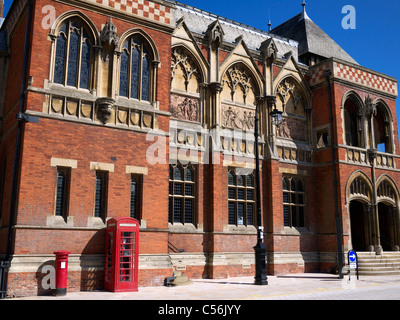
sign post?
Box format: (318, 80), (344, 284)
(348, 250), (359, 280)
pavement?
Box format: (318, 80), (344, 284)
(8, 273), (400, 301)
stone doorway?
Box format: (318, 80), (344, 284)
(378, 203), (396, 251)
(349, 200), (369, 252)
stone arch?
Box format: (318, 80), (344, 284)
(274, 75), (310, 116)
(50, 10), (99, 45)
(171, 45), (205, 94)
(341, 90), (364, 148)
(220, 61), (262, 104)
(345, 171), (373, 205)
(376, 174), (399, 206)
(118, 28), (160, 62)
(373, 99), (394, 153)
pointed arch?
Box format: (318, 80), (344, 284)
(50, 10), (99, 44)
(49, 11), (98, 90)
(373, 98), (394, 153)
(345, 171), (373, 205)
(220, 61), (261, 106)
(117, 28), (159, 62)
(117, 29), (159, 103)
(171, 45), (205, 93)
(274, 75), (310, 115)
(341, 91), (364, 148)
(376, 174), (399, 206)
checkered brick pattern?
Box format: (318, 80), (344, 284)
(335, 62), (398, 96)
(309, 62), (330, 86)
(91, 0), (172, 25)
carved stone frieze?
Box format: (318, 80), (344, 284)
(276, 117), (306, 141)
(221, 104), (255, 131)
(170, 94), (200, 122)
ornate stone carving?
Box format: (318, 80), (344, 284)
(100, 18), (119, 46)
(171, 48), (200, 92)
(170, 94), (200, 122)
(221, 104), (255, 131)
(96, 97), (115, 124)
(365, 95), (377, 117)
(277, 79), (296, 108)
(223, 65), (255, 100)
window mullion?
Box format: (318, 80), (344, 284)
(76, 27), (83, 89)
(138, 43), (143, 101)
(128, 39), (133, 98)
(64, 21), (71, 86)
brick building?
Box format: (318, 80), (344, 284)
(0, 0), (399, 297)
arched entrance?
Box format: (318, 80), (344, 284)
(378, 202), (396, 251)
(349, 200), (370, 252)
(377, 177), (400, 252)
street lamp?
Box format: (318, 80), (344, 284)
(269, 97), (283, 126)
(253, 99), (268, 285)
(253, 96), (282, 285)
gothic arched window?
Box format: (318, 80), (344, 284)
(53, 18), (93, 90)
(374, 104), (392, 153)
(119, 35), (153, 102)
(343, 97), (362, 147)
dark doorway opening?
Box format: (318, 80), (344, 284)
(349, 200), (368, 251)
(378, 203), (395, 251)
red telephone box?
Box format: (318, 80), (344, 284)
(104, 217), (139, 292)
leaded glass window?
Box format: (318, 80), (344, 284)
(168, 164), (196, 224)
(130, 175), (142, 219)
(53, 19), (93, 89)
(94, 171), (108, 220)
(228, 170), (255, 226)
(119, 35), (153, 101)
(283, 176), (306, 228)
(55, 167), (70, 219)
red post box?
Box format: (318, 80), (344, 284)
(53, 250), (70, 296)
(104, 217), (139, 292)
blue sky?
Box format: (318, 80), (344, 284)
(3, 0), (400, 126)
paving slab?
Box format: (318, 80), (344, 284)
(8, 273), (400, 301)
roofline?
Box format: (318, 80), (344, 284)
(169, 0), (299, 48)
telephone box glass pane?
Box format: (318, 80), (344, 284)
(120, 232), (134, 282)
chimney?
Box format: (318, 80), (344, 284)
(0, 0), (3, 18)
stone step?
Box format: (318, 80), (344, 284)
(351, 252), (400, 276)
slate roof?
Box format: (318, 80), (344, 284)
(271, 9), (358, 65)
(172, 2), (300, 62)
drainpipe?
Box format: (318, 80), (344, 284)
(2, 0), (33, 299)
(322, 70), (344, 279)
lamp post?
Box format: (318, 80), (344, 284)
(253, 96), (282, 286)
(253, 99), (267, 285)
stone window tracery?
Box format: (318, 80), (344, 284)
(170, 47), (201, 123)
(53, 18), (94, 90)
(171, 47), (200, 93)
(275, 78), (308, 142)
(221, 64), (258, 131)
(119, 34), (153, 102)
